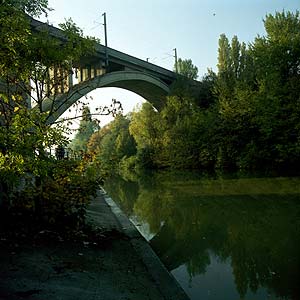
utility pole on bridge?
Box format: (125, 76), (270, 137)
(173, 48), (178, 73)
(102, 12), (109, 68)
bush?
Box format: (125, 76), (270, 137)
(5, 159), (99, 233)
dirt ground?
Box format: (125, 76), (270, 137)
(0, 238), (167, 299)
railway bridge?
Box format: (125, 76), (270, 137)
(30, 18), (177, 124)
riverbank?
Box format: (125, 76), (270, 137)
(0, 190), (188, 300)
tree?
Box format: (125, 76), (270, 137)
(175, 58), (198, 80)
(212, 11), (300, 172)
(248, 10), (300, 171)
(0, 0), (99, 205)
(90, 115), (137, 175)
(215, 34), (235, 102)
(194, 71), (217, 109)
(129, 103), (162, 168)
(231, 36), (241, 79)
(3, 0), (50, 17)
(69, 106), (99, 153)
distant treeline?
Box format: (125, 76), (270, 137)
(74, 11), (300, 176)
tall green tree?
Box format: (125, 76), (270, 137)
(215, 34), (236, 102)
(248, 11), (300, 171)
(213, 11), (300, 172)
(231, 35), (241, 79)
(88, 115), (136, 175)
(69, 106), (99, 153)
(129, 103), (162, 168)
(175, 58), (198, 80)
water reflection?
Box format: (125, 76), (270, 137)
(104, 173), (300, 300)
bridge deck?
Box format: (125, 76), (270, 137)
(30, 18), (176, 84)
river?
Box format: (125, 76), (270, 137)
(103, 171), (300, 300)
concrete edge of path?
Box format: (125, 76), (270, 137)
(99, 188), (190, 300)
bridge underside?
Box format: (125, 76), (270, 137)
(43, 71), (170, 124)
(103, 75), (169, 109)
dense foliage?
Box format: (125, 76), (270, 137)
(0, 0), (100, 229)
(86, 11), (300, 176)
(87, 114), (137, 176)
(69, 106), (99, 153)
(213, 11), (300, 173)
(176, 58), (198, 80)
(6, 159), (98, 230)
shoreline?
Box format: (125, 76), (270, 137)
(0, 189), (189, 300)
(100, 188), (189, 300)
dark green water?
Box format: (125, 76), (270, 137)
(104, 172), (300, 300)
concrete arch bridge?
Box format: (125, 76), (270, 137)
(30, 18), (178, 124)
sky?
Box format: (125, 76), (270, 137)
(39, 0), (299, 129)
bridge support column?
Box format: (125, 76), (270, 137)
(87, 65), (91, 80)
(80, 68), (89, 82)
(68, 61), (74, 88)
(68, 69), (73, 87)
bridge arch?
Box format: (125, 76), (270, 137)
(45, 71), (170, 124)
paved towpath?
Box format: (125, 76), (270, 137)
(0, 190), (189, 300)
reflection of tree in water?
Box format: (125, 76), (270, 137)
(107, 174), (300, 300)
(186, 251), (211, 279)
(133, 189), (167, 233)
(104, 177), (139, 216)
(226, 196), (300, 299)
(176, 195), (299, 300)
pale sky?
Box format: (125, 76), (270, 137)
(40, 0), (299, 128)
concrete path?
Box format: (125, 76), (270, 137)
(0, 190), (189, 300)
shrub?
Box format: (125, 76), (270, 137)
(7, 159), (99, 232)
